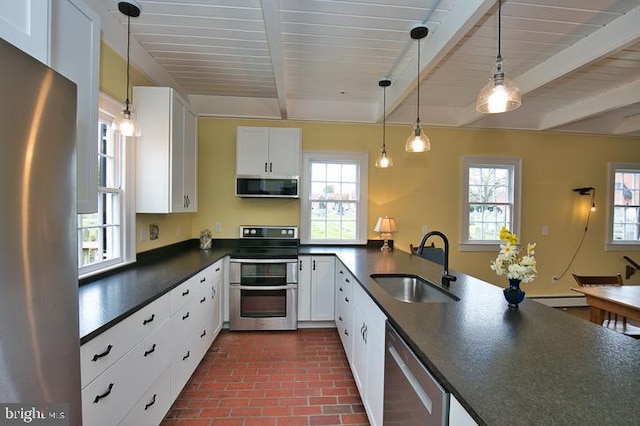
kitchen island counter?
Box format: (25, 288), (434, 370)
(300, 245), (640, 426)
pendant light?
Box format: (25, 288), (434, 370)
(476, 0), (521, 113)
(375, 78), (393, 169)
(118, 1), (141, 137)
(405, 25), (430, 153)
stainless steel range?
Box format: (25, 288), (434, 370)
(229, 226), (299, 331)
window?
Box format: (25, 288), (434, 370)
(607, 162), (640, 250)
(461, 157), (521, 250)
(301, 152), (368, 244)
(78, 94), (135, 277)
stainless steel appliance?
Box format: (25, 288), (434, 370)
(0, 39), (82, 424)
(384, 322), (449, 425)
(229, 226), (299, 330)
(236, 176), (299, 198)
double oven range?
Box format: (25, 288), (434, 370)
(229, 226), (299, 331)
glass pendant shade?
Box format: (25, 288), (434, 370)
(476, 58), (521, 113)
(475, 0), (521, 114)
(375, 148), (393, 168)
(119, 100), (139, 137)
(405, 122), (430, 152)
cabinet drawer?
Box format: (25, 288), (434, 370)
(119, 367), (172, 426)
(170, 270), (207, 314)
(82, 319), (173, 425)
(81, 295), (170, 387)
(171, 339), (200, 402)
(170, 287), (207, 345)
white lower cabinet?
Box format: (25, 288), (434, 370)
(334, 261), (354, 360)
(351, 283), (386, 426)
(81, 259), (225, 425)
(298, 256), (335, 323)
(120, 367), (172, 426)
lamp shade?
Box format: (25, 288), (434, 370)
(374, 216), (397, 234)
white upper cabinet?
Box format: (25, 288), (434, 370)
(50, 0), (100, 213)
(236, 127), (301, 177)
(0, 0), (50, 64)
(133, 86), (198, 213)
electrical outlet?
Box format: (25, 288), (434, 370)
(422, 225), (429, 234)
(214, 222), (222, 233)
(551, 275), (559, 284)
(542, 225), (549, 236)
(140, 228), (147, 242)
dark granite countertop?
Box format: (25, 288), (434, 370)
(78, 241), (230, 343)
(80, 242), (640, 425)
(300, 245), (640, 426)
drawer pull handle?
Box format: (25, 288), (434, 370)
(339, 287), (343, 292)
(93, 383), (114, 404)
(200, 330), (206, 338)
(338, 315), (343, 321)
(183, 351), (190, 361)
(200, 296), (206, 303)
(92, 345), (113, 362)
(143, 314), (155, 325)
(144, 394), (157, 410)
(182, 289), (190, 296)
(215, 267), (220, 272)
(345, 297), (349, 303)
(340, 270), (344, 274)
(344, 329), (349, 336)
(182, 312), (190, 320)
(345, 278), (350, 283)
(200, 277), (206, 283)
(144, 344), (156, 357)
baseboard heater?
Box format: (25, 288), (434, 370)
(532, 295), (587, 308)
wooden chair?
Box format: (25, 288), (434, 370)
(572, 273), (640, 338)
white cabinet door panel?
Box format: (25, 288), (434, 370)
(0, 0), (50, 64)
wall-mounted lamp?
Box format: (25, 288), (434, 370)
(573, 186), (596, 211)
(374, 216), (397, 253)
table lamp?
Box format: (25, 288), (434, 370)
(374, 216), (397, 253)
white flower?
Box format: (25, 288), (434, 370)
(490, 227), (537, 283)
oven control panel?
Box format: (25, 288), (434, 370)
(240, 226), (298, 239)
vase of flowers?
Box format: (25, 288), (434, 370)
(490, 227), (537, 308)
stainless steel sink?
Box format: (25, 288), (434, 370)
(371, 273), (459, 303)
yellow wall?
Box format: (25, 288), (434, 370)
(100, 41), (194, 252)
(100, 41), (640, 297)
(195, 117), (640, 297)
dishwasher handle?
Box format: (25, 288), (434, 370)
(388, 344), (433, 414)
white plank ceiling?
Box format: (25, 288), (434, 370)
(90, 0), (640, 136)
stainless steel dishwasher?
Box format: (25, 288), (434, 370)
(384, 322), (449, 425)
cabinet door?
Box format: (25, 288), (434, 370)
(269, 128), (301, 176)
(297, 256), (312, 321)
(183, 109), (198, 212)
(236, 127), (270, 175)
(170, 95), (186, 212)
(0, 0), (49, 64)
(311, 257), (335, 321)
(50, 0), (100, 213)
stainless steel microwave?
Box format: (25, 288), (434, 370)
(235, 176), (299, 198)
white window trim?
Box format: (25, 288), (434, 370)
(460, 156), (522, 252)
(300, 151), (368, 245)
(79, 93), (136, 278)
(606, 162), (640, 251)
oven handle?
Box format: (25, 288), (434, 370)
(230, 258), (298, 264)
(230, 284), (298, 291)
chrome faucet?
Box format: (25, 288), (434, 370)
(416, 231), (457, 285)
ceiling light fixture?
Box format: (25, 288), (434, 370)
(475, 0), (521, 114)
(405, 25), (430, 153)
(375, 78), (393, 169)
(118, 0), (141, 137)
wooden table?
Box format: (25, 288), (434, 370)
(571, 285), (640, 324)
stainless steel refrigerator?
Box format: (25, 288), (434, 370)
(0, 38), (82, 425)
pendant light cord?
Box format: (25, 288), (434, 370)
(382, 85), (387, 150)
(497, 0), (502, 61)
(125, 15), (131, 106)
(416, 37), (421, 124)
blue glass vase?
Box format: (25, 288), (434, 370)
(503, 278), (525, 308)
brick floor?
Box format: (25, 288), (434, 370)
(162, 329), (369, 426)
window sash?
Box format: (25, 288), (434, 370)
(461, 157), (521, 251)
(607, 163), (640, 250)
